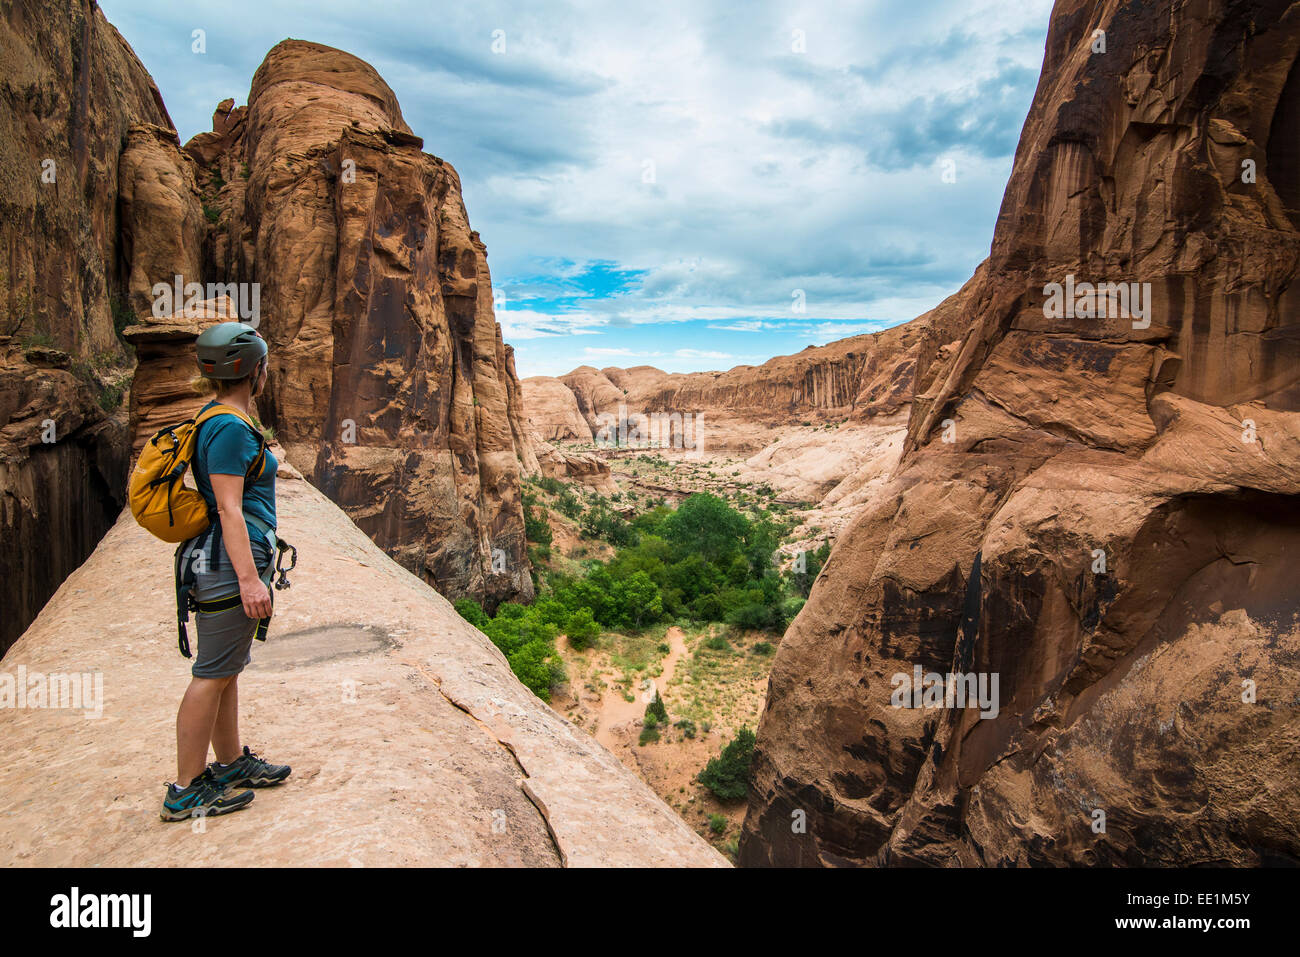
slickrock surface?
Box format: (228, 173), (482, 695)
(739, 0), (1300, 866)
(0, 0), (171, 652)
(0, 463), (726, 868)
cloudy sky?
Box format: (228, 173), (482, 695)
(100, 0), (1054, 378)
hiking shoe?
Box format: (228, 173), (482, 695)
(209, 745), (291, 788)
(160, 769), (254, 822)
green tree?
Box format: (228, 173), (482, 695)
(453, 597), (490, 630)
(564, 607), (601, 650)
(659, 494), (748, 564)
(645, 690), (668, 725)
(612, 570), (663, 628)
(697, 727), (756, 801)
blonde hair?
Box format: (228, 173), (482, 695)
(190, 357), (266, 398)
(190, 373), (222, 397)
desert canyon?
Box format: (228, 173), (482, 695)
(1, 0), (1298, 868)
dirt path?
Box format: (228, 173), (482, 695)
(592, 626), (689, 750)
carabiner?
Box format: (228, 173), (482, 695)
(274, 538), (298, 591)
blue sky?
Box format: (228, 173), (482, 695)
(100, 0), (1053, 378)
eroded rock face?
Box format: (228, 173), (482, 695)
(0, 0), (174, 653)
(532, 436), (617, 493)
(180, 40), (535, 609)
(118, 123), (205, 320)
(0, 342), (128, 653)
(740, 0), (1300, 867)
(523, 376), (593, 442)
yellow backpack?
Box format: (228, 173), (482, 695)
(129, 405), (267, 543)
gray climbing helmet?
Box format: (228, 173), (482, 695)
(195, 321), (267, 380)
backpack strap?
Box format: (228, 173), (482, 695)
(194, 404), (268, 483)
(173, 525), (218, 659)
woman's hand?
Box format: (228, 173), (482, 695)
(239, 574), (273, 620)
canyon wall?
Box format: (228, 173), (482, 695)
(524, 300), (969, 444)
(0, 0), (173, 652)
(739, 0), (1300, 866)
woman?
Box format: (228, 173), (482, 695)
(161, 321), (292, 822)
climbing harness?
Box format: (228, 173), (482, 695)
(173, 518), (298, 659)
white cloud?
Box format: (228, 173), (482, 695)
(99, 0), (1054, 378)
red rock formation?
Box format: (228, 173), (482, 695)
(523, 375), (593, 441)
(118, 124), (205, 319)
(525, 296), (970, 454)
(532, 438), (617, 493)
(740, 0), (1300, 866)
(0, 0), (174, 652)
(179, 40), (536, 609)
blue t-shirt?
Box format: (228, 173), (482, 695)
(193, 401), (278, 547)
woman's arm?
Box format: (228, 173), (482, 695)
(211, 473), (273, 620)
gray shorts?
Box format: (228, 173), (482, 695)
(191, 526), (276, 679)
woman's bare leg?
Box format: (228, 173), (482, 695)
(176, 675), (233, 785)
(211, 676), (240, 766)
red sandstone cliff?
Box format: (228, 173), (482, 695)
(739, 0), (1300, 867)
(0, 0), (174, 652)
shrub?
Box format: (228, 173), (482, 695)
(522, 492), (552, 546)
(780, 596), (806, 621)
(98, 381), (124, 412)
(708, 813), (728, 835)
(645, 691), (668, 725)
(675, 718), (697, 739)
(689, 593), (725, 622)
(554, 487), (583, 519)
(704, 635), (732, 653)
(697, 728), (756, 802)
(565, 607), (601, 651)
(790, 540), (831, 597)
(751, 641), (775, 655)
(726, 601), (782, 632)
(110, 296), (135, 342)
(581, 504), (636, 547)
